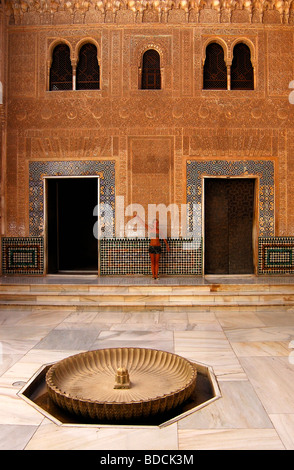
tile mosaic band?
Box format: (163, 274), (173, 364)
(3, 159), (280, 275)
(1, 237), (44, 274)
(100, 238), (202, 275)
(2, 236), (294, 275)
(258, 237), (294, 274)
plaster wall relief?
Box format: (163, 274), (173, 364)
(127, 31), (172, 92)
(8, 31), (37, 99)
(2, 0), (294, 274)
(127, 136), (175, 234)
(0, 6), (6, 237)
(110, 29), (123, 96)
(276, 129), (288, 236)
(267, 30), (294, 96)
(287, 130), (294, 233)
(181, 29), (194, 96)
(5, 129), (18, 236)
(6, 0), (294, 25)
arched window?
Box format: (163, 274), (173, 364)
(231, 43), (254, 90)
(141, 49), (161, 90)
(50, 44), (72, 91)
(203, 43), (227, 90)
(76, 43), (100, 90)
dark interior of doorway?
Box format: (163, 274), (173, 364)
(47, 178), (98, 274)
(204, 178), (255, 275)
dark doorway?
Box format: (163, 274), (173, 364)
(204, 178), (255, 275)
(46, 178), (98, 274)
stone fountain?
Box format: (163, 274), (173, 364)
(45, 347), (198, 422)
(17, 347), (221, 427)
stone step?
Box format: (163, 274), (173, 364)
(0, 301), (292, 313)
(1, 292), (294, 302)
(1, 282), (294, 293)
(1, 289), (294, 303)
(1, 281), (294, 311)
(0, 291), (294, 311)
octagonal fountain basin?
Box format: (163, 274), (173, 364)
(18, 349), (221, 428)
(46, 348), (197, 423)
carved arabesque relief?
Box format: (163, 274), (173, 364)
(3, 1), (294, 240)
(5, 0), (294, 25)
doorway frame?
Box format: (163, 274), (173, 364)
(202, 175), (259, 276)
(43, 175), (100, 275)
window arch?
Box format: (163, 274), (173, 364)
(49, 43), (73, 91)
(76, 43), (100, 90)
(141, 49), (161, 90)
(203, 43), (227, 90)
(231, 43), (254, 90)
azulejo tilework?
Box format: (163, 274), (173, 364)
(29, 160), (115, 237)
(1, 237), (44, 274)
(100, 238), (202, 275)
(3, 160), (279, 276)
(186, 160), (275, 237)
(258, 237), (294, 274)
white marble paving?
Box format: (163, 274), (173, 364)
(24, 419), (179, 450)
(239, 356), (294, 414)
(269, 414), (294, 450)
(0, 275), (294, 450)
(178, 429), (285, 450)
(0, 386), (44, 426)
(0, 424), (37, 450)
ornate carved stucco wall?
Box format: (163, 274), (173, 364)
(0, 4), (6, 238)
(1, 0), (294, 274)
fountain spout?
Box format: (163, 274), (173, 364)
(114, 367), (131, 389)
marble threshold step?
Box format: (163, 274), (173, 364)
(1, 283), (294, 293)
(0, 301), (293, 313)
(1, 286), (294, 300)
(1, 292), (294, 302)
(1, 283), (294, 310)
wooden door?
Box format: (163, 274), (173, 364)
(204, 178), (255, 274)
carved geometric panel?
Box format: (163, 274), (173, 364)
(258, 237), (294, 274)
(128, 137), (174, 219)
(2, 237), (44, 274)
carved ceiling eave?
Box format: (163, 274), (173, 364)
(4, 0), (294, 25)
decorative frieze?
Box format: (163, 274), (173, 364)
(6, 0), (294, 25)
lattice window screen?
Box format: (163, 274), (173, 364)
(203, 43), (227, 90)
(50, 44), (73, 91)
(141, 49), (161, 90)
(231, 43), (254, 90)
(76, 43), (100, 90)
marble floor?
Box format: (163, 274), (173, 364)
(0, 275), (294, 450)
